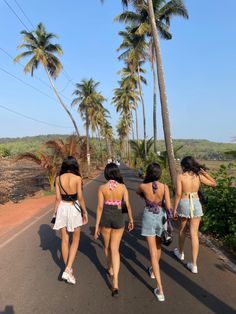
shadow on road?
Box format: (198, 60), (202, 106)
(38, 224), (64, 278)
(122, 220), (235, 314)
(0, 306), (15, 314)
(80, 229), (112, 290)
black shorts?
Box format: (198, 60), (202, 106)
(100, 204), (125, 229)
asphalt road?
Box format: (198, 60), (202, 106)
(0, 165), (236, 314)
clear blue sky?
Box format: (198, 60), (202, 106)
(0, 0), (235, 142)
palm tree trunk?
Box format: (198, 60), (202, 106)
(131, 113), (135, 141)
(44, 68), (80, 137)
(137, 65), (147, 159)
(86, 110), (90, 175)
(134, 107), (139, 142)
(98, 130), (104, 164)
(151, 53), (158, 153)
(147, 0), (177, 188)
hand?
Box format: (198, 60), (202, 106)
(173, 210), (178, 220)
(128, 220), (134, 232)
(200, 168), (207, 175)
(82, 212), (88, 225)
(94, 227), (100, 240)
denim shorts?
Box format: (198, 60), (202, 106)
(177, 199), (203, 218)
(141, 207), (167, 237)
(100, 204), (125, 229)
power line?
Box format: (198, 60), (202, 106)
(3, 0), (75, 98)
(0, 66), (57, 102)
(13, 0), (35, 29)
(2, 0), (30, 31)
(0, 48), (72, 102)
(0, 104), (72, 129)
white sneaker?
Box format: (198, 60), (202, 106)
(62, 270), (76, 284)
(154, 288), (165, 302)
(148, 267), (155, 279)
(174, 248), (184, 261)
(187, 262), (198, 274)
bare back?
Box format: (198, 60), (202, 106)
(180, 172), (200, 197)
(57, 173), (81, 195)
(139, 182), (165, 203)
(101, 181), (125, 202)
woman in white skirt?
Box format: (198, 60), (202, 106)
(52, 156), (88, 284)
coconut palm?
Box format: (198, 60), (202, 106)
(14, 23), (80, 137)
(15, 152), (58, 192)
(130, 137), (154, 160)
(117, 26), (148, 157)
(118, 63), (145, 141)
(115, 0), (188, 187)
(44, 135), (81, 159)
(71, 78), (106, 172)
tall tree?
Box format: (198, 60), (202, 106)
(117, 27), (148, 157)
(14, 23), (80, 137)
(71, 78), (106, 172)
(117, 0), (188, 187)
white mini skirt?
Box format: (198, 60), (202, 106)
(53, 201), (83, 232)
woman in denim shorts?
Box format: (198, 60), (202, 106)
(137, 163), (171, 302)
(173, 156), (216, 274)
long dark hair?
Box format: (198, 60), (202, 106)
(59, 156), (81, 176)
(143, 163), (162, 183)
(104, 163), (124, 184)
(181, 156), (202, 175)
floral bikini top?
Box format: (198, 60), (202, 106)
(144, 182), (164, 214)
(104, 180), (122, 206)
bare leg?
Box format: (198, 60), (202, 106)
(66, 227), (80, 271)
(178, 217), (188, 253)
(101, 227), (113, 275)
(61, 227), (69, 266)
(190, 217), (201, 266)
(146, 236), (163, 294)
(110, 227), (124, 289)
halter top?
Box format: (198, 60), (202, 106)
(144, 182), (163, 214)
(104, 180), (122, 206)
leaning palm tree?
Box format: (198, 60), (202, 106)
(102, 0), (188, 186)
(14, 23), (80, 137)
(71, 78), (106, 172)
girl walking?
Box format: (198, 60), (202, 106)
(137, 163), (171, 302)
(52, 156), (88, 284)
(94, 163), (134, 297)
(173, 156), (216, 273)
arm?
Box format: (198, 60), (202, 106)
(164, 184), (171, 211)
(136, 184), (145, 198)
(173, 175), (182, 218)
(123, 186), (134, 231)
(77, 176), (88, 225)
(199, 169), (217, 187)
(53, 177), (61, 216)
(94, 186), (104, 239)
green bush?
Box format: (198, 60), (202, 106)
(201, 164), (236, 249)
(0, 145), (11, 157)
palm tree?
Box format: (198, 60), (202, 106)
(44, 135), (81, 159)
(130, 137), (154, 160)
(71, 78), (106, 172)
(118, 63), (145, 142)
(14, 23), (80, 137)
(116, 0), (188, 187)
(117, 27), (148, 157)
(15, 152), (58, 192)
